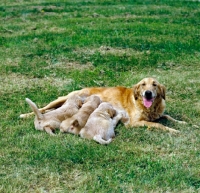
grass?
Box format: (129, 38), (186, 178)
(0, 0), (200, 192)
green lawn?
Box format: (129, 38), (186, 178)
(0, 0), (200, 192)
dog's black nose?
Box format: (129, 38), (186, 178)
(145, 90), (152, 99)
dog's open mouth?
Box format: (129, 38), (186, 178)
(143, 97), (155, 108)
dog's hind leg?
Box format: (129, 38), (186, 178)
(93, 135), (112, 145)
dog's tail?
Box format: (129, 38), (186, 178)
(25, 98), (43, 119)
(93, 135), (112, 145)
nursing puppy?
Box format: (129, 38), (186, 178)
(25, 95), (83, 135)
(21, 78), (188, 133)
(80, 102), (128, 145)
(60, 95), (101, 134)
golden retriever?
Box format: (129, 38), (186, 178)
(80, 102), (128, 144)
(25, 95), (83, 135)
(60, 95), (101, 134)
(21, 77), (186, 133)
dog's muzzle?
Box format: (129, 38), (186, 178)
(142, 90), (156, 108)
(144, 90), (153, 100)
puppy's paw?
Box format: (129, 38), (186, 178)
(120, 112), (129, 123)
(93, 135), (112, 145)
(106, 138), (112, 144)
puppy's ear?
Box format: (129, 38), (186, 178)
(108, 108), (116, 118)
(158, 84), (166, 100)
(77, 99), (83, 108)
(133, 84), (140, 100)
(72, 119), (79, 127)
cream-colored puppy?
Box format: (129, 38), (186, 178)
(25, 95), (83, 135)
(60, 95), (101, 134)
(79, 102), (128, 145)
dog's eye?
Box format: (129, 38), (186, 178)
(142, 83), (146, 86)
(153, 83), (157, 86)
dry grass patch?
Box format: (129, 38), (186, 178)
(99, 46), (146, 56)
(0, 73), (72, 94)
(74, 46), (145, 57)
(44, 60), (94, 71)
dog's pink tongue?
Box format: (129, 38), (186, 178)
(143, 98), (153, 108)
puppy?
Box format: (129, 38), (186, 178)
(25, 95), (83, 135)
(60, 95), (101, 134)
(80, 102), (128, 145)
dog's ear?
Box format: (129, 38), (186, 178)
(158, 84), (166, 100)
(108, 108), (116, 118)
(133, 84), (140, 100)
(77, 99), (83, 108)
(72, 119), (79, 127)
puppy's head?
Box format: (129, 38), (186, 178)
(76, 98), (84, 108)
(99, 102), (116, 118)
(84, 95), (101, 106)
(73, 95), (84, 109)
(66, 95), (84, 108)
(133, 77), (166, 108)
(33, 116), (61, 132)
(34, 118), (44, 131)
(60, 118), (80, 134)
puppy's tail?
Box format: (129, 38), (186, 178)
(93, 135), (112, 145)
(25, 98), (43, 119)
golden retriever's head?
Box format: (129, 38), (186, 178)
(133, 77), (166, 108)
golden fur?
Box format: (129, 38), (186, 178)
(21, 78), (187, 133)
(60, 95), (101, 134)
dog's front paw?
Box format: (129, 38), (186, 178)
(166, 127), (180, 134)
(177, 120), (187, 125)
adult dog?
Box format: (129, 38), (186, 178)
(21, 77), (186, 133)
